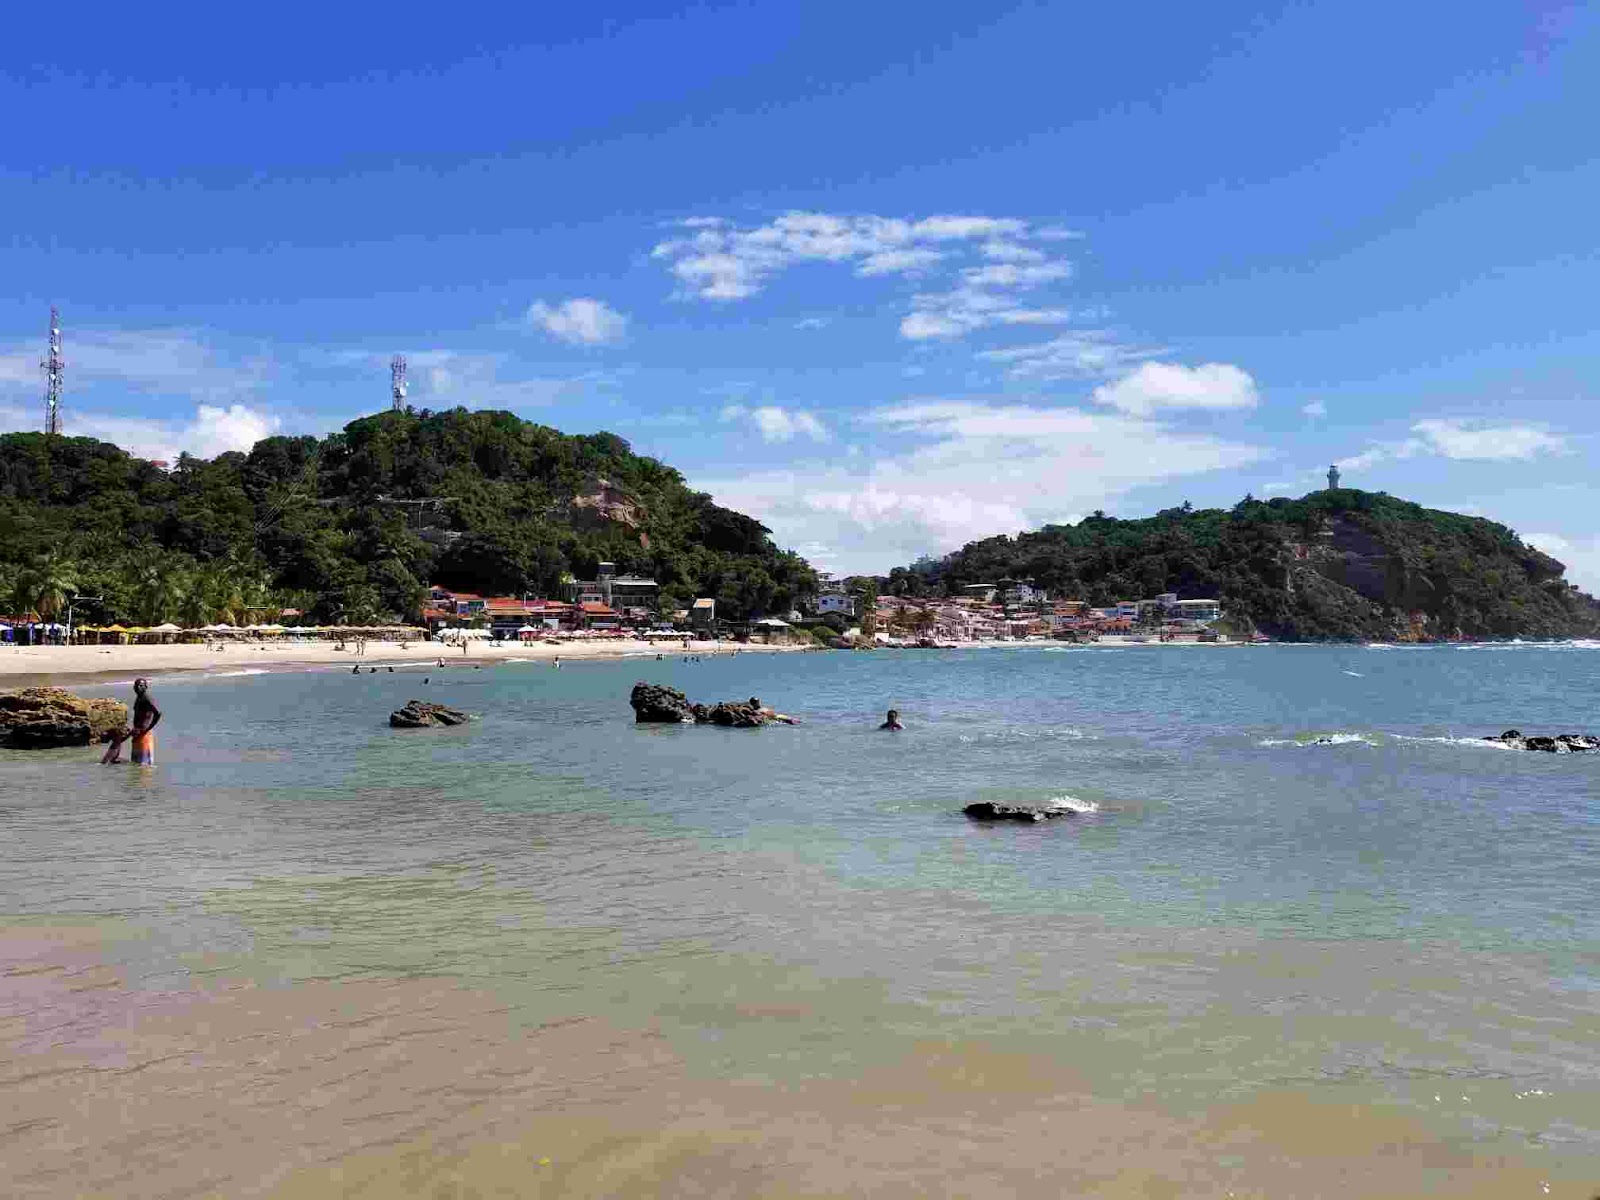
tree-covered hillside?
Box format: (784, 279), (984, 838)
(0, 408), (815, 626)
(887, 490), (1600, 641)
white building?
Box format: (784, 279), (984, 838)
(816, 593), (855, 617)
(1174, 599), (1221, 623)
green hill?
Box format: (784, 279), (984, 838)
(886, 490), (1600, 641)
(0, 408), (815, 627)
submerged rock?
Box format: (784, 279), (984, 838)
(630, 682), (696, 723)
(1483, 729), (1599, 753)
(0, 687), (128, 750)
(389, 699), (470, 729)
(963, 800), (1080, 823)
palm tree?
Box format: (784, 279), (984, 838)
(13, 552), (77, 622)
(177, 584), (211, 630)
(130, 561), (183, 626)
(197, 562), (247, 626)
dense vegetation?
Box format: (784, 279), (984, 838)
(0, 409), (815, 627)
(884, 490), (1600, 641)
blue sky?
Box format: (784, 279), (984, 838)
(2, 2), (1597, 583)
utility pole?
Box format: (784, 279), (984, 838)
(66, 594), (101, 645)
(391, 355), (407, 412)
(42, 307), (64, 435)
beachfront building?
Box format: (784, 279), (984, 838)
(566, 562), (660, 612)
(816, 592), (855, 617)
(483, 597), (575, 637)
(1174, 598), (1221, 623)
(999, 579), (1044, 605)
(609, 575), (659, 608)
(578, 601), (620, 630)
(690, 597), (716, 632)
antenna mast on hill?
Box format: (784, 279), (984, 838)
(42, 306), (64, 435)
(390, 355), (408, 412)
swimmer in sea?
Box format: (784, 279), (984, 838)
(879, 708), (903, 731)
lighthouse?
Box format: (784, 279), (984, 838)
(1327, 464), (1341, 491)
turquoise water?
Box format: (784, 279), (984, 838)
(4, 643), (1600, 1192)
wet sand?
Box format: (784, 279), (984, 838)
(3, 925), (1591, 1200)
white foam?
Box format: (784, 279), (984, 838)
(1342, 670), (1365, 677)
(206, 668), (269, 678)
(1259, 732), (1374, 747)
(1391, 734), (1516, 750)
(1045, 794), (1100, 814)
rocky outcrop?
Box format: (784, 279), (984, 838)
(704, 700), (765, 728)
(629, 683), (794, 727)
(0, 688), (128, 750)
(389, 700), (470, 729)
(963, 800), (1079, 823)
(1483, 729), (1600, 753)
(569, 476), (646, 530)
(630, 682), (696, 723)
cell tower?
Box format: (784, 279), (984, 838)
(390, 355), (408, 412)
(42, 306), (64, 435)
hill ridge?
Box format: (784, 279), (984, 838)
(883, 490), (1600, 641)
(0, 407), (815, 627)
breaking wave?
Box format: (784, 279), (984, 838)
(1259, 732), (1376, 748)
(1391, 734), (1518, 751)
(1045, 794), (1100, 814)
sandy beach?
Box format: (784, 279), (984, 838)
(0, 636), (808, 685)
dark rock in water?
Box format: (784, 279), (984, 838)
(1482, 729), (1600, 753)
(963, 800), (1076, 823)
(0, 687), (128, 749)
(629, 684), (790, 727)
(705, 700), (767, 728)
(389, 699), (470, 729)
(630, 682), (696, 723)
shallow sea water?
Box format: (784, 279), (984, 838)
(3, 643), (1599, 1197)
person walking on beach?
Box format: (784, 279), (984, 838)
(879, 708), (903, 731)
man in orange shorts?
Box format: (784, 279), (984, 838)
(128, 677), (161, 765)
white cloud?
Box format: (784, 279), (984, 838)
(652, 211), (1066, 309)
(1091, 362), (1260, 417)
(910, 215), (1027, 241)
(978, 332), (1164, 379)
(857, 248), (944, 276)
(652, 210), (1126, 370)
(960, 261), (1072, 289)
(980, 241), (1046, 263)
(526, 298), (628, 346)
(1339, 420), (1568, 471)
(794, 317), (830, 330)
(698, 398), (1263, 573)
(1411, 419), (1566, 461)
(1302, 399), (1327, 418)
(0, 400), (280, 462)
(719, 404), (829, 443)
(0, 327), (271, 404)
(1522, 532), (1600, 595)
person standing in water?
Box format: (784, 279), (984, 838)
(878, 708), (903, 731)
(129, 678), (162, 764)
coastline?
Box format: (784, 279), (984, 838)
(0, 637), (810, 688)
